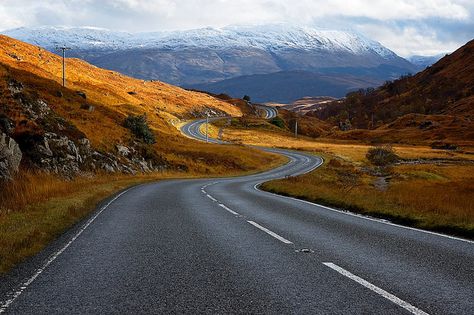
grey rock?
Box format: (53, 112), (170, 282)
(8, 79), (23, 95)
(0, 132), (22, 180)
(116, 145), (130, 157)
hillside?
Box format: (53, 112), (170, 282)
(3, 25), (417, 91)
(0, 35), (287, 179)
(309, 39), (474, 146)
(279, 97), (337, 114)
(189, 71), (379, 103)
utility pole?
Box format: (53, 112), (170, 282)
(295, 120), (298, 138)
(206, 114), (209, 143)
(57, 46), (71, 87)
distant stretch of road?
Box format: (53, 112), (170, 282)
(180, 117), (225, 144)
(256, 105), (278, 119)
(1, 119), (472, 314)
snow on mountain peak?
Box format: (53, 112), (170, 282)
(2, 24), (397, 59)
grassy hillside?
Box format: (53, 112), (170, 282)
(309, 39), (474, 146)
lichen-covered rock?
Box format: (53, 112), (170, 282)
(0, 131), (22, 180)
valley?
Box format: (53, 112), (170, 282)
(0, 14), (473, 314)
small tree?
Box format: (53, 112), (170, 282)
(269, 116), (285, 129)
(124, 114), (156, 144)
(366, 145), (399, 166)
(243, 95), (251, 102)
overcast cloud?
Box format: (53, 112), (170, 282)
(0, 0), (472, 56)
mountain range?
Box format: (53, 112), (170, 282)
(3, 24), (419, 102)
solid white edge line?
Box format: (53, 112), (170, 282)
(218, 204), (240, 216)
(253, 181), (474, 245)
(0, 188), (131, 313)
(247, 220), (293, 244)
(323, 262), (429, 315)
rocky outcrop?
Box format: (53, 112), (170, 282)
(2, 78), (168, 178)
(25, 132), (167, 177)
(0, 131), (22, 180)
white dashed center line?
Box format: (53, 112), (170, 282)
(218, 203), (240, 216)
(247, 220), (293, 244)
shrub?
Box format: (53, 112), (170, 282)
(269, 116), (285, 129)
(366, 145), (399, 166)
(124, 114), (155, 144)
(243, 95), (251, 102)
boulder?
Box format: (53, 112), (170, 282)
(0, 132), (22, 180)
(116, 145), (130, 157)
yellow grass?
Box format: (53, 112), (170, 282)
(219, 127), (474, 162)
(263, 161), (474, 237)
(217, 124), (474, 238)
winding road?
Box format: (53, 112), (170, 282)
(256, 105), (278, 119)
(0, 119), (473, 314)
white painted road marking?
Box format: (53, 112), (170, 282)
(0, 188), (132, 313)
(247, 220), (293, 244)
(323, 263), (429, 315)
(206, 194), (217, 202)
(218, 204), (240, 216)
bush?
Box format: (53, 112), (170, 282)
(243, 95), (251, 102)
(269, 116), (285, 129)
(124, 114), (156, 144)
(366, 145), (399, 166)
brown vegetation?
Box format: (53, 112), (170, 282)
(307, 39), (474, 146)
(263, 158), (474, 238)
(216, 125), (474, 238)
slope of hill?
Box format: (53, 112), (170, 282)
(189, 71), (380, 103)
(0, 35), (288, 179)
(309, 39), (474, 145)
(3, 24), (417, 88)
(280, 97), (337, 114)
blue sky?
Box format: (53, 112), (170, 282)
(0, 0), (472, 57)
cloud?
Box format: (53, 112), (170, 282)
(0, 0), (472, 56)
(356, 22), (465, 56)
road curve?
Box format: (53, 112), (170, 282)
(1, 120), (473, 314)
(256, 105), (278, 119)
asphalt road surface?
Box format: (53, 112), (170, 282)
(0, 119), (473, 314)
(256, 105), (278, 119)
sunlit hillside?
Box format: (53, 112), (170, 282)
(0, 35), (241, 149)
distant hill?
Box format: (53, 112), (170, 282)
(3, 24), (417, 90)
(188, 70), (381, 103)
(308, 39), (474, 145)
(279, 97), (338, 114)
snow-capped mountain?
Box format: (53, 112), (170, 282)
(2, 24), (417, 100)
(4, 24), (397, 58)
(3, 26), (134, 50)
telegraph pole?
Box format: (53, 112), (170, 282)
(206, 114), (209, 143)
(57, 46), (71, 87)
(295, 120), (298, 138)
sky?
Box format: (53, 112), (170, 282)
(0, 0), (472, 57)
